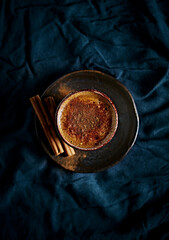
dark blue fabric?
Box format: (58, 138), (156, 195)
(0, 0), (169, 239)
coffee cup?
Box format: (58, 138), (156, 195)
(56, 90), (118, 151)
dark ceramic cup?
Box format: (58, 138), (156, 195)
(56, 90), (118, 151)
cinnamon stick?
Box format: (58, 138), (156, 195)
(44, 96), (75, 157)
(30, 96), (59, 156)
(34, 95), (64, 155)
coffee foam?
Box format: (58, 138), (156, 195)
(57, 91), (118, 150)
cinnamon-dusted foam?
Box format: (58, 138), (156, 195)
(57, 91), (118, 150)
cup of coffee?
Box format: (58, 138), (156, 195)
(56, 90), (118, 150)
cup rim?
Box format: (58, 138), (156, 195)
(55, 89), (118, 151)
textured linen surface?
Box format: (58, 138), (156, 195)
(0, 0), (169, 239)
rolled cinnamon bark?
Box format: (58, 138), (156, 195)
(30, 96), (59, 156)
(35, 95), (64, 155)
(44, 96), (75, 157)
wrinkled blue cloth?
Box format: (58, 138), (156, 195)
(0, 0), (169, 239)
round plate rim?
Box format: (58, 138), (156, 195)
(35, 70), (139, 173)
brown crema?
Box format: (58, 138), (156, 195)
(57, 91), (118, 149)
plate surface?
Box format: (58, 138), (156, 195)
(35, 70), (139, 173)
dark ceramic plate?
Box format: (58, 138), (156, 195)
(35, 70), (139, 173)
